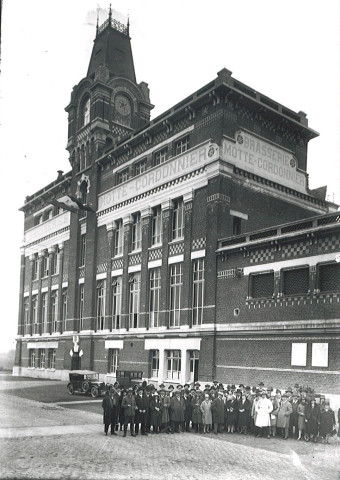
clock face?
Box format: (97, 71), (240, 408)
(115, 95), (131, 116)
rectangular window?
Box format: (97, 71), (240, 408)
(116, 168), (129, 185)
(79, 284), (84, 330)
(166, 350), (181, 380)
(251, 272), (274, 298)
(233, 216), (241, 236)
(291, 343), (307, 366)
(50, 251), (59, 276)
(169, 263), (183, 327)
(96, 280), (106, 331)
(51, 291), (58, 333)
(172, 198), (184, 240)
(29, 350), (36, 368)
(175, 135), (189, 155)
(45, 209), (53, 221)
(192, 259), (205, 325)
(35, 214), (43, 226)
(283, 267), (309, 296)
(114, 220), (123, 257)
(151, 350), (159, 377)
(40, 349), (46, 369)
(152, 206), (162, 245)
(149, 268), (161, 328)
(42, 255), (49, 278)
(41, 292), (49, 334)
(48, 349), (56, 369)
(32, 295), (39, 334)
(24, 298), (30, 335)
(112, 277), (122, 330)
(109, 349), (119, 374)
(153, 147), (167, 166)
(129, 273), (141, 328)
(311, 343), (328, 367)
(131, 212), (142, 251)
(319, 263), (340, 292)
(33, 255), (39, 280)
(134, 158), (147, 176)
(80, 234), (86, 267)
(62, 288), (68, 331)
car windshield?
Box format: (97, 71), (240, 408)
(85, 373), (99, 381)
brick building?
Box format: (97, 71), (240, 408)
(14, 12), (339, 399)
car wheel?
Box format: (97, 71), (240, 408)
(82, 380), (90, 392)
(67, 384), (74, 395)
(91, 386), (99, 398)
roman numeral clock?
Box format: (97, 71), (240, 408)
(114, 94), (132, 127)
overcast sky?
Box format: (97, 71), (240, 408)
(0, 0), (339, 353)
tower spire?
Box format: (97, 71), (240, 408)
(109, 4), (112, 24)
(127, 16), (130, 36)
(96, 11), (99, 36)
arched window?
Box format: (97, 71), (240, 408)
(82, 97), (90, 126)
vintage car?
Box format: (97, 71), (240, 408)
(67, 370), (107, 398)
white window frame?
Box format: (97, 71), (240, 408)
(131, 212), (142, 251)
(62, 288), (68, 331)
(149, 268), (161, 328)
(151, 350), (159, 378)
(166, 350), (181, 380)
(79, 284), (84, 330)
(41, 292), (49, 334)
(114, 220), (123, 257)
(112, 277), (122, 330)
(80, 234), (86, 267)
(83, 97), (90, 126)
(32, 295), (39, 334)
(172, 198), (184, 240)
(175, 135), (189, 155)
(51, 291), (58, 333)
(49, 349), (56, 369)
(29, 350), (36, 368)
(129, 273), (141, 329)
(96, 280), (106, 331)
(169, 263), (183, 328)
(154, 147), (167, 166)
(192, 258), (205, 326)
(152, 206), (162, 246)
(109, 348), (119, 374)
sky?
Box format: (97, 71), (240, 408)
(0, 0), (339, 353)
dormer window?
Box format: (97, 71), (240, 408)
(82, 97), (90, 126)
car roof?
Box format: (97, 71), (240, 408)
(70, 370), (99, 375)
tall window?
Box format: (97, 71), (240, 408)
(35, 214), (43, 226)
(114, 220), (123, 257)
(149, 268), (161, 328)
(152, 206), (162, 245)
(41, 292), (48, 334)
(151, 350), (159, 377)
(29, 350), (36, 368)
(45, 209), (53, 221)
(192, 259), (205, 325)
(42, 255), (49, 278)
(82, 97), (90, 126)
(79, 284), (84, 330)
(131, 213), (142, 251)
(175, 135), (189, 155)
(48, 349), (56, 369)
(33, 255), (39, 280)
(62, 288), (68, 331)
(172, 198), (184, 240)
(51, 291), (58, 333)
(169, 264), (183, 327)
(24, 298), (30, 335)
(134, 158), (147, 176)
(116, 168), (129, 185)
(80, 234), (86, 267)
(32, 295), (39, 334)
(112, 277), (122, 330)
(50, 251), (59, 276)
(129, 273), (141, 328)
(109, 349), (119, 374)
(154, 147), (167, 166)
(96, 280), (106, 330)
(166, 350), (181, 380)
(40, 349), (46, 369)
(233, 216), (241, 236)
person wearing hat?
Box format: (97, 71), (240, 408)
(159, 389), (171, 433)
(225, 392), (238, 434)
(270, 391), (281, 437)
(237, 391), (252, 435)
(289, 393), (300, 439)
(183, 388), (192, 432)
(305, 397), (320, 442)
(194, 382), (201, 391)
(118, 387), (126, 431)
(191, 391), (203, 433)
(200, 392), (213, 433)
(135, 386), (149, 436)
(150, 391), (162, 434)
(255, 390), (273, 438)
(121, 388), (137, 437)
(170, 389), (185, 433)
(297, 396), (307, 440)
(276, 393), (292, 439)
(102, 389), (116, 436)
(319, 400), (335, 444)
(212, 390), (225, 434)
(144, 385), (153, 433)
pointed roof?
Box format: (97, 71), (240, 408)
(87, 8), (136, 82)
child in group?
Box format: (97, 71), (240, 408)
(200, 393), (212, 433)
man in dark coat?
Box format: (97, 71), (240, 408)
(135, 386), (149, 435)
(183, 388), (192, 432)
(170, 390), (185, 433)
(212, 391), (225, 434)
(102, 390), (116, 435)
(121, 388), (137, 437)
(289, 394), (300, 438)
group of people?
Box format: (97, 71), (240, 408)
(102, 380), (338, 444)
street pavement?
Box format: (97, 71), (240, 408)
(0, 374), (339, 480)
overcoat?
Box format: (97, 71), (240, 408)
(170, 395), (185, 422)
(135, 393), (149, 423)
(121, 394), (137, 419)
(255, 397), (273, 427)
(305, 404), (320, 436)
(319, 409), (335, 437)
(290, 398), (300, 427)
(160, 395), (170, 424)
(191, 395), (203, 424)
(200, 399), (212, 425)
(102, 394), (114, 425)
(212, 397), (225, 424)
(270, 397), (280, 426)
(150, 396), (162, 427)
(297, 403), (306, 431)
(183, 394), (192, 423)
(225, 398), (238, 425)
(276, 400), (292, 428)
(237, 398), (251, 428)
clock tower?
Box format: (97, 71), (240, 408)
(65, 7), (154, 167)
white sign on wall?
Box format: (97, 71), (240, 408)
(98, 142), (219, 212)
(222, 131), (307, 194)
(311, 343), (328, 367)
(291, 342), (307, 366)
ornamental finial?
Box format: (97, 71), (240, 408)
(96, 12), (99, 36)
(109, 4), (112, 22)
(127, 16), (130, 35)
